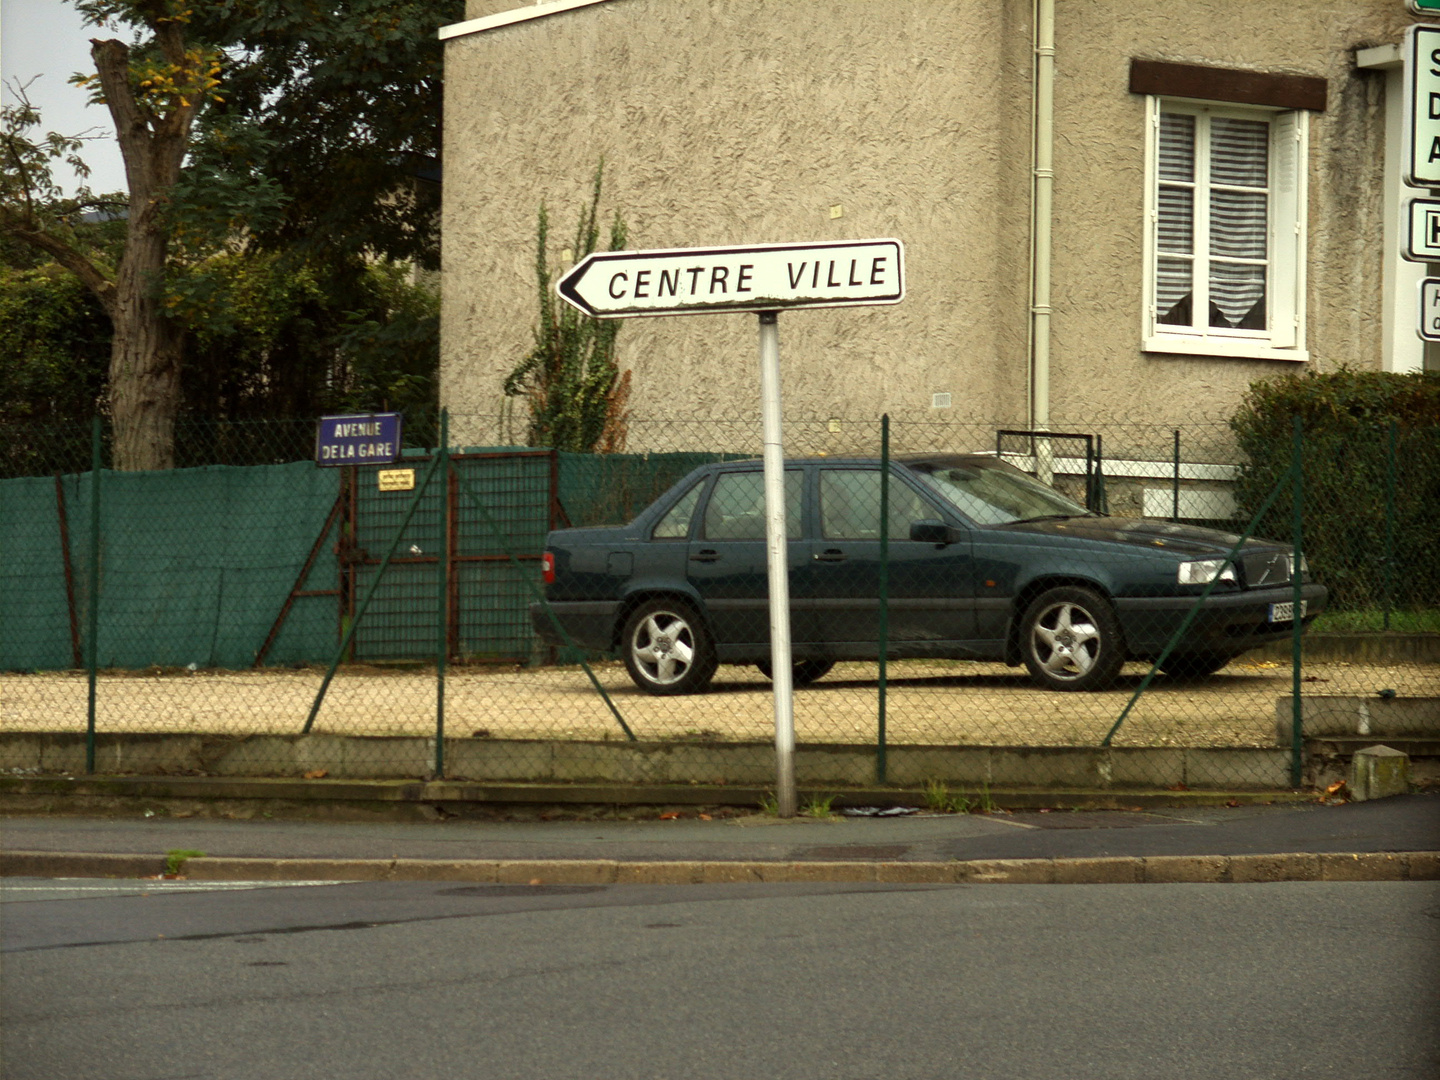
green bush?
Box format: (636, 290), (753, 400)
(1229, 370), (1440, 616)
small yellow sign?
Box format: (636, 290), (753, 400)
(377, 468), (416, 492)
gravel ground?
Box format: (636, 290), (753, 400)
(4, 657), (1435, 748)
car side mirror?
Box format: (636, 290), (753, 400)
(910, 519), (961, 545)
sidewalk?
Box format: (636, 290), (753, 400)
(4, 792), (1437, 885)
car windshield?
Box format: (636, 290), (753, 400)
(905, 458), (1091, 526)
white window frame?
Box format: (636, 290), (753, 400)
(1142, 96), (1309, 362)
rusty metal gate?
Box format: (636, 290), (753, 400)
(254, 449), (561, 667)
(344, 449), (559, 664)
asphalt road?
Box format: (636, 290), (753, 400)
(3, 876), (1438, 1080)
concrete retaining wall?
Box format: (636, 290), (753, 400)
(1252, 634), (1440, 664)
(1276, 696), (1440, 741)
(0, 732), (1296, 791)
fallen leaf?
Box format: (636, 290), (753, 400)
(303, 769), (328, 779)
(1167, 783), (1189, 792)
(659, 811), (681, 820)
(1319, 780), (1352, 804)
(529, 878), (542, 886)
(1225, 799), (1241, 807)
(698, 813), (712, 821)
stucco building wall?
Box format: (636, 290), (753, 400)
(441, 0), (1416, 446)
(1044, 1), (1406, 426)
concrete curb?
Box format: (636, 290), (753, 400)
(4, 849), (1437, 886)
(0, 774), (1318, 817)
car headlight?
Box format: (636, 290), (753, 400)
(1288, 554), (1308, 579)
(1177, 558), (1237, 585)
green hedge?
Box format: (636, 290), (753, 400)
(1230, 370), (1440, 614)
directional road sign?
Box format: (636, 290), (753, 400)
(556, 238), (905, 318)
(1405, 24), (1440, 187)
(1409, 0), (1440, 15)
(1404, 198), (1440, 261)
(1419, 277), (1440, 340)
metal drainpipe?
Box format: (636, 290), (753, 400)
(1030, 0), (1056, 479)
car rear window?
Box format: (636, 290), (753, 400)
(652, 478), (705, 539)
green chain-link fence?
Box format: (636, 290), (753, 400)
(3, 410), (1435, 797)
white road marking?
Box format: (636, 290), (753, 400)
(1, 879), (353, 900)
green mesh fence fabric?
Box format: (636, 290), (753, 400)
(2, 474), (80, 671)
(1, 461), (340, 671)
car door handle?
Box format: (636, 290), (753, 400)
(813, 549), (848, 562)
(689, 550), (720, 563)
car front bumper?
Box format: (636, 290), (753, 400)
(1114, 582), (1329, 656)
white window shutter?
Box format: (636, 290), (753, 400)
(1269, 110), (1306, 350)
(1142, 96), (1161, 339)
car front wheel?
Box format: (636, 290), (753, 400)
(621, 599), (717, 695)
(1019, 586), (1125, 691)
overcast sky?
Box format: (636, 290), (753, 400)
(2, 0), (128, 196)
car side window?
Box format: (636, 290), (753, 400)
(703, 471), (803, 540)
(820, 469), (936, 540)
(651, 479), (705, 539)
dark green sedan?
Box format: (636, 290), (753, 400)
(532, 455), (1326, 693)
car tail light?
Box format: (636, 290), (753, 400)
(542, 551), (555, 585)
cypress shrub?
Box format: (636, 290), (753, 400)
(1229, 370), (1440, 616)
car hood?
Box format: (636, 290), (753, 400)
(996, 515), (1278, 557)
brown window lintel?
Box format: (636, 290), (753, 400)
(1129, 58), (1327, 112)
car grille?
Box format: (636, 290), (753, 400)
(1242, 551), (1291, 588)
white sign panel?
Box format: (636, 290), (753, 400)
(1405, 199), (1440, 261)
(1405, 24), (1440, 188)
(1418, 277), (1440, 340)
(556, 238), (905, 318)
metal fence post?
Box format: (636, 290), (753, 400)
(877, 414), (890, 785)
(434, 409), (449, 780)
(1094, 434), (1108, 515)
(1290, 416), (1304, 788)
(85, 415), (101, 774)
(1384, 420), (1397, 631)
(1171, 429), (1181, 522)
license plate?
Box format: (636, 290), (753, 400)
(1268, 599), (1307, 622)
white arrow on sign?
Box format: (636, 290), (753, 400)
(555, 238), (905, 318)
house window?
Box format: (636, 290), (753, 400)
(1143, 98), (1308, 361)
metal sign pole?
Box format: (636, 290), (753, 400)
(552, 237), (904, 819)
(758, 310), (796, 817)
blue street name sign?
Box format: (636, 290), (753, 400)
(315, 413), (403, 466)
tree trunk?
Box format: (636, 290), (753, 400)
(108, 261), (184, 471)
(90, 32), (203, 471)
